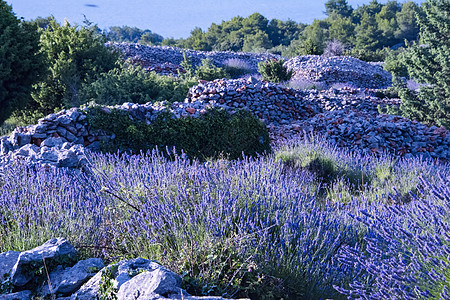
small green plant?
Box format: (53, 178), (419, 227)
(195, 58), (228, 81)
(179, 51), (196, 79)
(276, 149), (337, 184)
(258, 59), (293, 83)
(99, 264), (119, 300)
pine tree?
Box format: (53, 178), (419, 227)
(355, 12), (383, 50)
(398, 0), (449, 128)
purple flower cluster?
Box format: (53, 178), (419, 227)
(335, 174), (450, 299)
(0, 138), (449, 298)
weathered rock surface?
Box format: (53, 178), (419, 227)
(0, 290), (32, 300)
(10, 238), (78, 287)
(1, 239), (246, 300)
(116, 267), (182, 299)
(40, 258), (104, 297)
(0, 251), (20, 282)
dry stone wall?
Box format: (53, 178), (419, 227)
(0, 78), (448, 173)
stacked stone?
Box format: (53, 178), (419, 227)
(284, 55), (392, 89)
(0, 109), (93, 170)
(0, 238), (247, 300)
(274, 110), (450, 160)
(108, 42), (280, 75)
(298, 87), (401, 114)
(128, 56), (185, 76)
(182, 77), (322, 125)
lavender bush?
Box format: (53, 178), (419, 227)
(0, 136), (449, 299)
(287, 78), (326, 90)
(334, 174), (450, 299)
(222, 58), (253, 79)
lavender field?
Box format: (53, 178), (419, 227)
(0, 136), (449, 299)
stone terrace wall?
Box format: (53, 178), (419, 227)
(110, 43), (392, 90)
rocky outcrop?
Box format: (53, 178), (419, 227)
(10, 238), (78, 287)
(0, 239), (247, 300)
(284, 55), (392, 89)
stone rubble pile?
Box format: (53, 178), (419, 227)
(128, 57), (186, 76)
(298, 87), (401, 114)
(108, 42), (279, 75)
(110, 43), (393, 90)
(272, 110), (450, 160)
(284, 55), (392, 89)
(182, 77), (321, 125)
(0, 238), (247, 300)
(0, 109), (98, 171)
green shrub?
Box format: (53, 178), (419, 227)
(178, 52), (195, 80)
(16, 17), (120, 125)
(258, 59), (293, 83)
(276, 149), (338, 184)
(195, 58), (228, 81)
(80, 62), (197, 105)
(86, 107), (271, 160)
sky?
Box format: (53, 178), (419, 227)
(6, 0), (422, 38)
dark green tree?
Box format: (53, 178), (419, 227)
(30, 18), (119, 118)
(395, 1), (421, 42)
(355, 12), (383, 50)
(267, 19), (305, 46)
(301, 19), (329, 54)
(375, 1), (401, 47)
(325, 0), (353, 18)
(396, 0), (450, 128)
(106, 25), (163, 44)
(0, 1), (43, 125)
(328, 15), (355, 45)
(242, 30), (273, 52)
